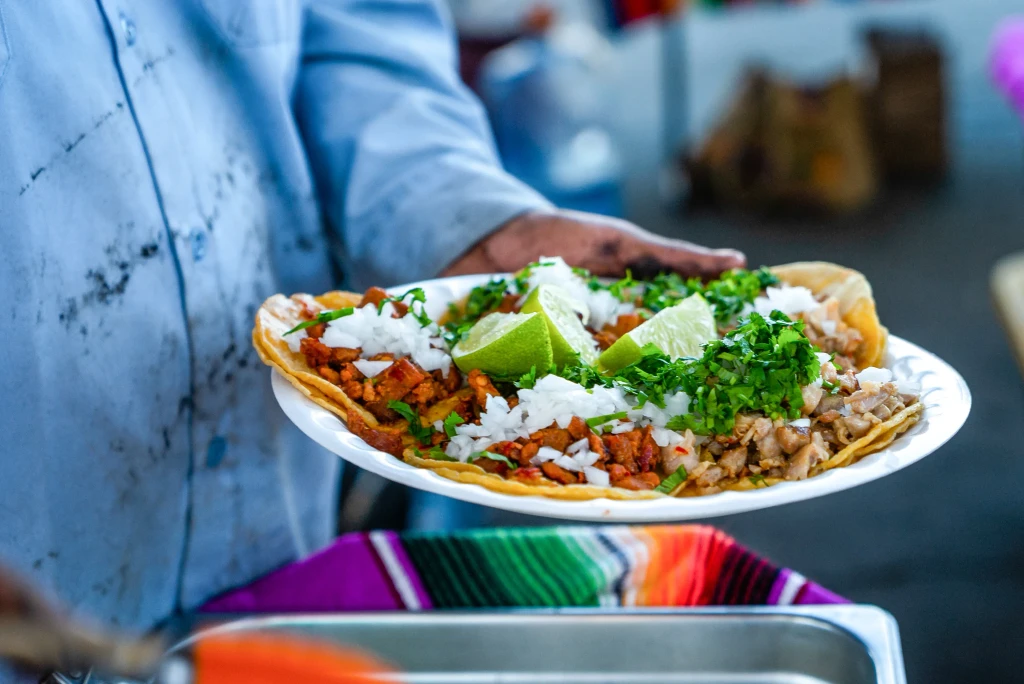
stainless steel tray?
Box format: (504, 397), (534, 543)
(173, 606), (905, 684)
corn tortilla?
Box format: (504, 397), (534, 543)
(772, 261), (888, 369)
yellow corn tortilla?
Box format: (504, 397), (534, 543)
(253, 291), (378, 427)
(816, 402), (924, 472)
(253, 264), (917, 501)
(772, 261), (888, 369)
(403, 452), (664, 500)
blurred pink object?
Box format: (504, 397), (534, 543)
(991, 18), (1024, 118)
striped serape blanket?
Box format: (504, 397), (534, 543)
(202, 525), (844, 613)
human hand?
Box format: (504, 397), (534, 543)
(442, 209), (746, 279)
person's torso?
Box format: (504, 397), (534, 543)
(0, 0), (338, 628)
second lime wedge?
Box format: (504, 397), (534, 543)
(521, 284), (599, 367)
(452, 311), (553, 377)
(598, 293), (716, 371)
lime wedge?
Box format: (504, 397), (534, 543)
(452, 312), (553, 376)
(598, 293), (716, 371)
(521, 284), (598, 367)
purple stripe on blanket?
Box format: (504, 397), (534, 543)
(795, 581), (850, 605)
(201, 533), (405, 613)
(767, 568), (848, 606)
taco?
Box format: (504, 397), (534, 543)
(254, 260), (921, 500)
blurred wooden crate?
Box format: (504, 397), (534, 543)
(688, 69), (878, 214)
(863, 27), (948, 182)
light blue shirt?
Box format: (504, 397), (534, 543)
(0, 0), (549, 630)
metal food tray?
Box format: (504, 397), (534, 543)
(173, 605), (905, 683)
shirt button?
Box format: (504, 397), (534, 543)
(119, 12), (137, 46)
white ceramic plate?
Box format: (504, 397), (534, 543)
(271, 274), (971, 522)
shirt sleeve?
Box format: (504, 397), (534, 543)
(295, 0), (553, 290)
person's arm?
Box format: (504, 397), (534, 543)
(296, 0), (744, 289)
(295, 0), (552, 289)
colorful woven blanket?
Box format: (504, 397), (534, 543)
(202, 525), (844, 613)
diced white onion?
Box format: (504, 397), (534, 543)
(574, 449), (601, 468)
(789, 418), (811, 428)
(856, 367), (893, 386)
(530, 446), (563, 466)
(285, 329), (307, 353)
(627, 391), (690, 429)
(318, 302), (451, 375)
(583, 466), (610, 487)
(352, 359), (393, 378)
(566, 438), (589, 454)
(752, 285), (820, 317)
(321, 328), (360, 350)
(651, 427), (685, 448)
(821, 320), (837, 336)
(554, 455), (583, 472)
(448, 374), (689, 465)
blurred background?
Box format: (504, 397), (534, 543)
(341, 1), (1024, 682)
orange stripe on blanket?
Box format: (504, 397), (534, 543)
(631, 525), (721, 607)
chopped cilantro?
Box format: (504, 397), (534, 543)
(640, 267), (779, 324)
(386, 400), (434, 445)
(640, 272), (693, 313)
(512, 267), (531, 293)
(557, 346), (686, 409)
(748, 474), (766, 486)
(441, 320), (473, 348)
(655, 465), (688, 494)
(514, 365), (543, 389)
(701, 268), (779, 323)
(442, 278), (516, 345)
(413, 446), (457, 462)
(377, 287), (431, 327)
(558, 356), (615, 390)
(284, 307), (354, 336)
(605, 344), (690, 408)
(516, 366), (539, 389)
(583, 270), (638, 302)
(468, 451), (518, 469)
(606, 270), (638, 301)
(666, 312), (821, 435)
(560, 312), (819, 437)
(585, 411), (628, 429)
(442, 411), (465, 437)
